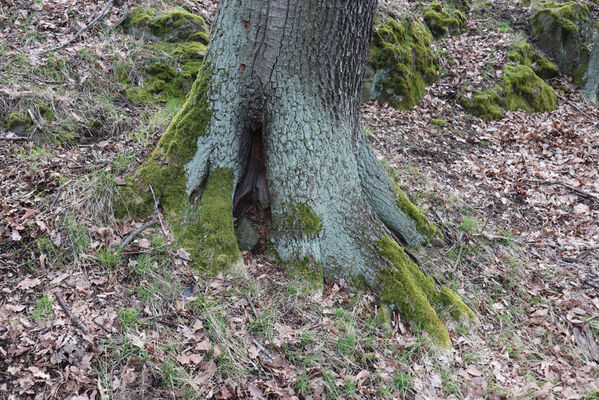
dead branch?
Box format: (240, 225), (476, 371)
(53, 291), (89, 334)
(38, 0), (115, 55)
(119, 218), (156, 249)
(529, 179), (599, 202)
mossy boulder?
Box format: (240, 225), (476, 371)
(124, 42), (207, 104)
(423, 2), (466, 38)
(365, 18), (439, 110)
(531, 1), (592, 84)
(508, 42), (559, 79)
(459, 64), (557, 120)
(4, 112), (32, 135)
(125, 8), (209, 44)
(122, 8), (209, 104)
(448, 0), (472, 13)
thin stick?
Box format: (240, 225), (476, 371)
(119, 218), (156, 249)
(38, 0), (115, 55)
(0, 135), (28, 141)
(53, 291), (89, 334)
(557, 94), (598, 123)
(243, 291), (259, 319)
(529, 179), (599, 202)
(27, 109), (44, 132)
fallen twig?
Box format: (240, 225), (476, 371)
(557, 94), (598, 124)
(529, 179), (599, 202)
(27, 109), (44, 132)
(53, 291), (89, 334)
(119, 218), (156, 249)
(243, 290), (259, 319)
(38, 0), (115, 55)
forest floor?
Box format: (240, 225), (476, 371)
(1, 0), (598, 399)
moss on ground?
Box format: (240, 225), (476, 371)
(508, 42), (559, 79)
(423, 2), (466, 38)
(459, 63), (556, 120)
(368, 18), (439, 110)
(284, 257), (324, 290)
(392, 181), (443, 243)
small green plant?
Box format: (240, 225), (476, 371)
(431, 118), (447, 127)
(393, 370), (414, 395)
(459, 215), (479, 232)
(498, 21), (512, 32)
(63, 215), (89, 258)
(118, 308), (139, 330)
(96, 247), (122, 269)
(336, 332), (356, 356)
(134, 254), (154, 276)
(31, 294), (53, 320)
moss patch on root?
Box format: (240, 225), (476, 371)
(377, 236), (476, 347)
(171, 167), (242, 272)
(423, 2), (466, 38)
(459, 64), (557, 120)
(367, 18), (439, 110)
(115, 70), (239, 271)
(392, 181), (443, 243)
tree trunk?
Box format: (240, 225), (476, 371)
(118, 0), (476, 347)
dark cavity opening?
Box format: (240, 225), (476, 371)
(234, 125), (271, 254)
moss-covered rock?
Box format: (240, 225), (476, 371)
(502, 64), (557, 112)
(423, 2), (466, 38)
(365, 18), (439, 110)
(122, 8), (209, 104)
(448, 0), (472, 13)
(124, 41), (207, 104)
(508, 42), (559, 79)
(4, 112), (32, 134)
(582, 35), (599, 103)
(459, 63), (556, 120)
(125, 8), (209, 43)
(377, 235), (476, 347)
(531, 1), (592, 84)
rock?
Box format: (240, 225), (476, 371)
(423, 2), (466, 38)
(125, 8), (209, 44)
(582, 36), (599, 103)
(508, 42), (559, 79)
(236, 217), (260, 251)
(531, 1), (592, 84)
(365, 18), (439, 110)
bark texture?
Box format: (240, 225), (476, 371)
(120, 0), (475, 346)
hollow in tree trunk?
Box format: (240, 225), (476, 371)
(117, 0), (476, 347)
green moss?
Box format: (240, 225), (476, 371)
(459, 89), (503, 120)
(430, 118), (447, 127)
(377, 236), (475, 347)
(125, 42), (207, 104)
(284, 257), (324, 289)
(125, 8), (207, 43)
(459, 63), (556, 120)
(4, 112), (32, 129)
(281, 203), (323, 236)
(172, 167), (242, 272)
(423, 2), (466, 38)
(502, 64), (557, 113)
(508, 42), (559, 79)
(368, 18), (439, 110)
(392, 181), (442, 242)
(117, 70), (241, 272)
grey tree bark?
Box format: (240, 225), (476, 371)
(122, 0), (476, 347)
